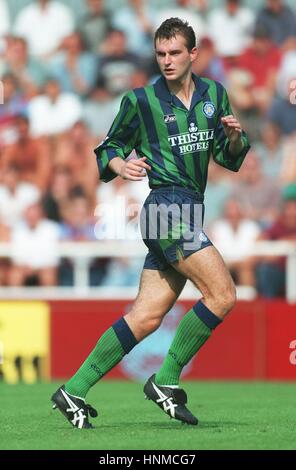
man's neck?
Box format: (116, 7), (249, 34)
(166, 72), (195, 109)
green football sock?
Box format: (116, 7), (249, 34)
(155, 301), (221, 386)
(65, 317), (137, 398)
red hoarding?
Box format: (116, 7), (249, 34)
(49, 299), (296, 381)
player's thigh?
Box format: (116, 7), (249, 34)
(172, 245), (235, 302)
(128, 267), (186, 320)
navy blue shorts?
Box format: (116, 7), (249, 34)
(140, 186), (213, 271)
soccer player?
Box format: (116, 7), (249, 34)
(51, 18), (250, 428)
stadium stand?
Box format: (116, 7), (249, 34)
(0, 0), (295, 299)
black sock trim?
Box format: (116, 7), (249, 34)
(193, 301), (222, 330)
(112, 317), (138, 354)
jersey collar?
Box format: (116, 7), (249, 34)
(154, 74), (209, 111)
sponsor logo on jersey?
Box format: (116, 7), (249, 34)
(168, 123), (214, 155)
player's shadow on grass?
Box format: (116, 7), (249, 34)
(199, 421), (248, 428)
(93, 420), (248, 430)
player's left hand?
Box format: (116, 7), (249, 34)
(221, 115), (242, 143)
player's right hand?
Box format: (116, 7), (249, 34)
(120, 157), (151, 181)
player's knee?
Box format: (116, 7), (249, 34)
(128, 309), (163, 338)
(219, 287), (237, 316)
(139, 316), (162, 336)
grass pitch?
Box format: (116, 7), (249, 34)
(1, 381), (296, 450)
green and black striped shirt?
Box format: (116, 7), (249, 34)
(95, 74), (250, 194)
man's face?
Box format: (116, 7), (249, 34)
(267, 0), (283, 14)
(253, 37), (271, 54)
(25, 204), (43, 229)
(107, 31), (126, 56)
(155, 34), (197, 82)
(45, 80), (60, 100)
(87, 0), (103, 15)
(3, 168), (19, 191)
(226, 0), (240, 15)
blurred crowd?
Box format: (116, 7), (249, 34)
(0, 0), (296, 297)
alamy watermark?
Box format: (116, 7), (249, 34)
(94, 197), (207, 250)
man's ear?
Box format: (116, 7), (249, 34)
(190, 47), (198, 63)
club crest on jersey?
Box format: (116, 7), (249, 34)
(164, 114), (177, 123)
(203, 102), (215, 118)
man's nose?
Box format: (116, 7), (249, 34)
(164, 54), (171, 65)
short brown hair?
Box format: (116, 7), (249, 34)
(154, 17), (196, 51)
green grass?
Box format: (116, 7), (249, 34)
(1, 381), (296, 450)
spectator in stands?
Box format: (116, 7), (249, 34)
(28, 78), (82, 137)
(79, 0), (111, 54)
(255, 0), (296, 49)
(0, 73), (28, 148)
(42, 166), (74, 223)
(277, 49), (296, 100)
(0, 0), (10, 40)
(236, 24), (282, 113)
(95, 156), (150, 239)
(84, 68), (150, 140)
(154, 0), (206, 43)
(59, 192), (106, 286)
(225, 67), (255, 119)
(49, 32), (97, 97)
(207, 0), (255, 67)
(112, 0), (154, 58)
(192, 36), (227, 84)
(1, 37), (47, 98)
(53, 121), (98, 203)
(1, 115), (51, 191)
(60, 192), (96, 241)
(8, 201), (60, 286)
(96, 180), (145, 287)
(255, 183), (296, 298)
(0, 164), (40, 228)
(227, 22), (283, 139)
(210, 199), (260, 287)
(98, 29), (141, 96)
(230, 151), (281, 227)
(13, 0), (75, 60)
(265, 49), (296, 137)
(101, 256), (144, 287)
(0, 35), (9, 76)
(280, 136), (296, 185)
(254, 123), (285, 182)
(204, 160), (232, 229)
(0, 217), (9, 242)
(83, 82), (121, 140)
(129, 68), (150, 89)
